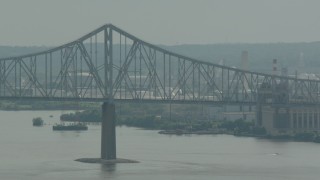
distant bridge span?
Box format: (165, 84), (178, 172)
(1, 24), (319, 160)
(1, 24), (319, 106)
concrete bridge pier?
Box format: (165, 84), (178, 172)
(101, 101), (116, 160)
(76, 103), (138, 164)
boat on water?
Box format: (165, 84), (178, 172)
(52, 123), (88, 131)
(32, 117), (44, 126)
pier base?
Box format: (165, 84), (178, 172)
(101, 101), (116, 160)
(75, 158), (139, 164)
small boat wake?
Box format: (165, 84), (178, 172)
(266, 153), (280, 156)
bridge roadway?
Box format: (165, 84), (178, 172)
(1, 24), (320, 160)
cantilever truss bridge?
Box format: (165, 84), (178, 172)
(0, 24), (319, 106)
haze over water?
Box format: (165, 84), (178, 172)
(0, 110), (319, 180)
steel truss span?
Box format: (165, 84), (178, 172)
(0, 24), (319, 105)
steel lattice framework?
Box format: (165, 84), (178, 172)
(0, 24), (319, 106)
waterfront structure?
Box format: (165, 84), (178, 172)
(259, 105), (320, 135)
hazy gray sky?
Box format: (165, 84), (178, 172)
(1, 0), (320, 46)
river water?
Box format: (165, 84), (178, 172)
(0, 110), (319, 180)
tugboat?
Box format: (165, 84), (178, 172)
(32, 117), (44, 126)
(52, 123), (88, 131)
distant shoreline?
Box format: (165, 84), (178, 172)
(158, 129), (320, 144)
(3, 107), (319, 144)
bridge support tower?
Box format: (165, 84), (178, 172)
(101, 101), (116, 160)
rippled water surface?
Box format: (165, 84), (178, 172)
(0, 110), (319, 180)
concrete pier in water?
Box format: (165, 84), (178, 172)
(76, 101), (138, 164)
(101, 101), (116, 160)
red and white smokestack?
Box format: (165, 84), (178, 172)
(273, 59), (278, 75)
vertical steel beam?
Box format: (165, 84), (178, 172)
(192, 62), (195, 100)
(14, 59), (17, 96)
(45, 54), (48, 96)
(95, 35), (98, 98)
(139, 45), (142, 99)
(119, 34), (122, 100)
(169, 55), (171, 100)
(163, 53), (166, 99)
(50, 53), (52, 97)
(198, 63), (200, 99)
(104, 27), (113, 100)
(19, 59), (22, 97)
(222, 68), (224, 100)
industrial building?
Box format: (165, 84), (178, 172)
(258, 105), (320, 135)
